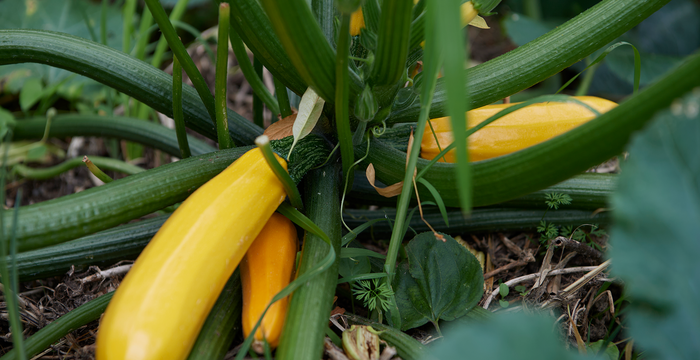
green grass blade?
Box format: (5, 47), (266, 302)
(228, 26), (280, 116)
(143, 0), (217, 123)
(435, 0), (471, 214)
(557, 42), (642, 95)
(416, 178), (449, 227)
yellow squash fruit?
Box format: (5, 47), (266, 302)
(241, 212), (298, 352)
(421, 96), (617, 162)
(96, 148), (288, 360)
(350, 9), (365, 36)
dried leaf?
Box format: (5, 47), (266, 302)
(264, 113), (296, 140)
(468, 15), (490, 29)
(289, 87), (325, 157)
(365, 163), (404, 197)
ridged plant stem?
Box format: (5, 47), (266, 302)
(336, 13), (354, 187)
(215, 3), (234, 149)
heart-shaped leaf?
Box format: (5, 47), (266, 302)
(393, 232), (483, 331)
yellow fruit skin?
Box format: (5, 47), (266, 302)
(241, 212), (298, 350)
(96, 148), (287, 360)
(421, 96), (617, 162)
(350, 9), (365, 36)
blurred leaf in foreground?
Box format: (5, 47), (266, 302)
(610, 90), (700, 359)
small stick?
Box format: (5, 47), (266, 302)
(552, 236), (603, 261)
(483, 266), (602, 309)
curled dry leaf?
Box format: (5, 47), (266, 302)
(365, 163), (404, 197)
(264, 113), (296, 140)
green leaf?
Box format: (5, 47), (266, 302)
(0, 0), (123, 89)
(609, 91), (700, 359)
(433, 312), (599, 360)
(502, 12), (558, 46)
(25, 145), (48, 162)
(393, 232), (483, 331)
(340, 247), (386, 259)
(19, 77), (43, 111)
(0, 109), (16, 139)
(338, 255), (371, 283)
(586, 340), (619, 360)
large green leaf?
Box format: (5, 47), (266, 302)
(609, 91), (700, 359)
(0, 0), (123, 92)
(431, 312), (601, 360)
(393, 232), (483, 330)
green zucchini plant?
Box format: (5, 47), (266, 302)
(0, 0), (698, 358)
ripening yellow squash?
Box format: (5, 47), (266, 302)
(96, 148), (288, 360)
(420, 96), (617, 162)
(241, 212), (298, 352)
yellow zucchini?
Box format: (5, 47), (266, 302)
(240, 212), (298, 352)
(95, 148), (288, 360)
(421, 96), (617, 162)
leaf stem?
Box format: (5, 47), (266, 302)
(253, 58), (265, 128)
(172, 57), (192, 159)
(256, 136), (303, 209)
(336, 13), (355, 188)
(228, 25), (280, 116)
(274, 77), (293, 119)
(83, 156), (115, 183)
(215, 3), (234, 149)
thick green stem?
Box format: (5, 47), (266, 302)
(258, 0), (363, 102)
(336, 14), (355, 187)
(276, 164), (341, 360)
(215, 4), (234, 149)
(13, 115), (215, 157)
(370, 0), (413, 86)
(275, 77), (293, 119)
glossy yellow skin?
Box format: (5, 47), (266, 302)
(421, 96), (617, 162)
(241, 212), (298, 351)
(96, 148), (288, 360)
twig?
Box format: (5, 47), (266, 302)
(553, 236), (603, 261)
(79, 265), (132, 284)
(483, 259), (530, 279)
(483, 266), (602, 309)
